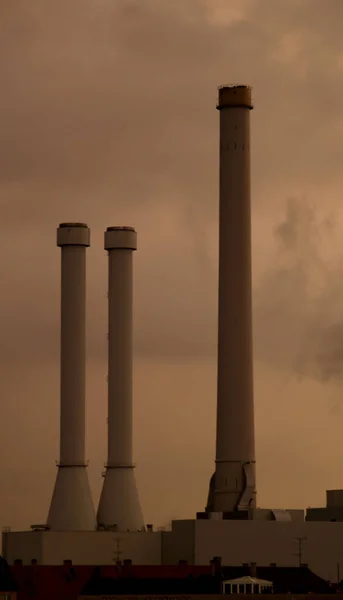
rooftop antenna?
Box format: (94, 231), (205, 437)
(293, 536), (307, 567)
(113, 537), (123, 564)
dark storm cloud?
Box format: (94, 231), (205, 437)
(1, 0), (343, 366)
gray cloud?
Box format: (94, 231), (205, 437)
(254, 197), (343, 384)
(1, 0), (343, 370)
(1, 0), (343, 364)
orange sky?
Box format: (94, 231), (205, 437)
(1, 0), (343, 530)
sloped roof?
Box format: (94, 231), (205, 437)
(224, 575), (272, 586)
(12, 564), (93, 600)
(100, 564), (211, 579)
(81, 572), (217, 595)
(9, 562), (335, 598)
(11, 564), (213, 600)
(220, 566), (334, 594)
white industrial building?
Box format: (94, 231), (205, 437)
(3, 84), (343, 586)
(4, 515), (343, 583)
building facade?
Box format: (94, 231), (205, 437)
(4, 517), (343, 583)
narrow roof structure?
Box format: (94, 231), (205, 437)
(224, 575), (273, 586)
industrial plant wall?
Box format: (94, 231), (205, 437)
(2, 532), (42, 565)
(161, 522), (195, 565)
(193, 520), (343, 582)
(4, 526), (197, 567)
(3, 531), (163, 566)
(43, 531), (162, 565)
(6, 520), (343, 581)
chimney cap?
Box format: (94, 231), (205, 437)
(57, 223), (90, 247)
(105, 226), (137, 251)
(59, 222), (88, 229)
(217, 84), (253, 111)
(106, 226), (136, 233)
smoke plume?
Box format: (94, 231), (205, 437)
(254, 197), (343, 384)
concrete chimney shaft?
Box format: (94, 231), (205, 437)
(47, 223), (96, 531)
(207, 85), (256, 513)
(97, 227), (144, 531)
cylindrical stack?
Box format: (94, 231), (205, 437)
(47, 223), (96, 531)
(97, 226), (144, 531)
(207, 86), (256, 514)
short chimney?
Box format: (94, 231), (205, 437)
(250, 562), (257, 577)
(31, 559), (37, 566)
(97, 226), (144, 531)
(47, 223), (96, 532)
(146, 524), (153, 532)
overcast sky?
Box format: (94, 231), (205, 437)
(1, 0), (343, 530)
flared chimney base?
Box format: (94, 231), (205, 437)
(47, 465), (96, 531)
(97, 466), (144, 531)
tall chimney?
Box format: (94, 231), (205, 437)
(47, 223), (96, 531)
(206, 85), (256, 514)
(97, 226), (144, 531)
